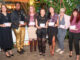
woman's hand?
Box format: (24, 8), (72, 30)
(19, 23), (26, 27)
(37, 27), (41, 29)
(55, 24), (58, 27)
(44, 26), (48, 28)
(0, 24), (6, 27)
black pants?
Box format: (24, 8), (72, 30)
(69, 32), (80, 55)
(37, 28), (47, 53)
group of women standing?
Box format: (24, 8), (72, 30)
(0, 2), (80, 60)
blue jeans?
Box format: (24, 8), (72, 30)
(57, 28), (67, 50)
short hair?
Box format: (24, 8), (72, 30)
(60, 8), (65, 13)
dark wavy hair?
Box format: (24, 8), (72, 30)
(48, 6), (55, 19)
(70, 9), (79, 23)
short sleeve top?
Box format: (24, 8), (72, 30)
(37, 15), (48, 26)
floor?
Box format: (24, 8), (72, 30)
(0, 40), (78, 60)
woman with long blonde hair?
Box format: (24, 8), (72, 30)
(27, 6), (38, 52)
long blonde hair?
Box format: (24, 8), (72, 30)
(29, 5), (36, 15)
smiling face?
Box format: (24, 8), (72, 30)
(73, 11), (78, 17)
(15, 3), (21, 10)
(1, 5), (7, 12)
(49, 7), (54, 14)
(29, 6), (35, 13)
(60, 8), (65, 16)
(40, 9), (45, 17)
(60, 11), (64, 16)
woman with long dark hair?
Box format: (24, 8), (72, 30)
(0, 4), (13, 57)
(36, 8), (48, 56)
(69, 9), (80, 60)
(47, 7), (59, 55)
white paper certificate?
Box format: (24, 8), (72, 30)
(49, 22), (55, 26)
(70, 25), (76, 30)
(20, 21), (24, 24)
(40, 23), (45, 27)
(59, 25), (65, 29)
(29, 22), (35, 25)
(4, 23), (11, 27)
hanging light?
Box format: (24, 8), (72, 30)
(29, 0), (35, 5)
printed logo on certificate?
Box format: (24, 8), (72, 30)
(49, 22), (55, 26)
(29, 22), (35, 25)
(40, 23), (45, 27)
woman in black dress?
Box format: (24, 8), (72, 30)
(36, 8), (48, 56)
(47, 7), (59, 55)
(0, 4), (13, 57)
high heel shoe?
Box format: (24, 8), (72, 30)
(6, 55), (11, 58)
(69, 55), (72, 57)
(39, 52), (42, 55)
(51, 51), (54, 56)
(6, 52), (11, 58)
(69, 52), (72, 57)
(10, 54), (14, 56)
(6, 54), (11, 58)
(51, 49), (54, 56)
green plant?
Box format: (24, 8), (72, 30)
(35, 0), (79, 15)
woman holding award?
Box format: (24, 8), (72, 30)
(0, 4), (13, 57)
(27, 6), (37, 52)
(69, 9), (80, 60)
(57, 8), (70, 54)
(47, 7), (59, 55)
(36, 8), (48, 56)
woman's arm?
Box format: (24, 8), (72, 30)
(0, 24), (6, 27)
(35, 19), (41, 29)
(55, 17), (59, 27)
(45, 20), (48, 28)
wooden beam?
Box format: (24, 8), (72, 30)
(4, 0), (29, 3)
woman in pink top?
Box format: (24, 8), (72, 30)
(27, 6), (37, 52)
(69, 9), (80, 60)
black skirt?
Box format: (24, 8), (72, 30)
(0, 27), (13, 52)
(36, 28), (47, 38)
(47, 27), (58, 45)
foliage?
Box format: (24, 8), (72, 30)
(35, 0), (79, 15)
